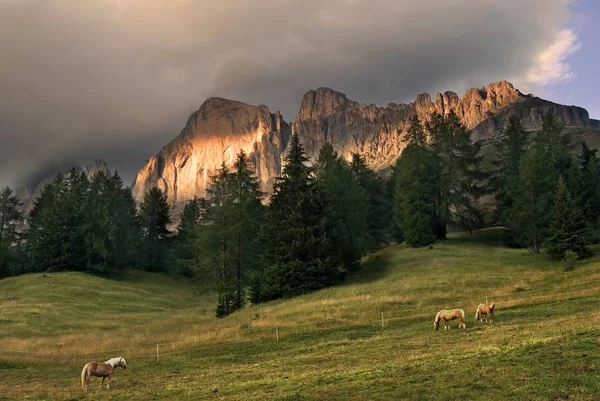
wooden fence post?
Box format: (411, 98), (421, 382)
(381, 312), (385, 328)
(156, 344), (159, 361)
(276, 326), (279, 342)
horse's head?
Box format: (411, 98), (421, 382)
(119, 357), (128, 369)
(433, 320), (439, 331)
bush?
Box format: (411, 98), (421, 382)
(563, 250), (577, 271)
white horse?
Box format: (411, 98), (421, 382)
(434, 309), (466, 331)
(81, 357), (128, 391)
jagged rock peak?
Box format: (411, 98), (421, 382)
(131, 97), (291, 210)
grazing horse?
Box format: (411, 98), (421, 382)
(475, 302), (495, 323)
(434, 309), (466, 331)
(81, 357), (127, 391)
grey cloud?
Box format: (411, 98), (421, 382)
(0, 0), (572, 188)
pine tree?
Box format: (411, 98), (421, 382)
(545, 176), (590, 260)
(394, 115), (436, 247)
(0, 186), (24, 277)
(492, 117), (529, 223)
(251, 134), (342, 302)
(199, 152), (265, 316)
(139, 187), (171, 271)
(425, 112), (484, 237)
(507, 146), (557, 253)
(109, 173), (141, 269)
(351, 153), (394, 249)
(172, 197), (201, 277)
(315, 143), (368, 270)
(27, 169), (90, 272)
(571, 143), (600, 242)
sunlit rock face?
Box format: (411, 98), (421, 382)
(131, 97), (290, 206)
(292, 80), (598, 168)
(132, 81), (599, 215)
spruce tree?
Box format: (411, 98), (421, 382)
(351, 153), (392, 250)
(173, 197), (201, 277)
(139, 187), (171, 271)
(545, 177), (590, 260)
(315, 143), (367, 270)
(508, 146), (557, 253)
(394, 115), (436, 247)
(251, 133), (342, 302)
(492, 117), (529, 221)
(425, 112), (484, 237)
(200, 152), (265, 316)
(0, 186), (23, 277)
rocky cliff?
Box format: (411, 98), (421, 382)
(131, 97), (290, 206)
(132, 81), (599, 212)
(292, 81), (598, 169)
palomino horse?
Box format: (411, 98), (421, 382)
(434, 309), (466, 331)
(81, 357), (127, 391)
(475, 302), (495, 323)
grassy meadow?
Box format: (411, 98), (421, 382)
(1, 228), (599, 400)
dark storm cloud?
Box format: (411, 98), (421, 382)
(0, 0), (574, 188)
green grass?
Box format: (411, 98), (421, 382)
(1, 228), (599, 400)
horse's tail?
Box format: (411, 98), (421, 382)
(81, 364), (89, 391)
(474, 304), (481, 320)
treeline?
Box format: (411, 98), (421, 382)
(0, 170), (174, 277)
(172, 135), (392, 316)
(0, 113), (596, 316)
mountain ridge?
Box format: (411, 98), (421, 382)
(131, 81), (599, 211)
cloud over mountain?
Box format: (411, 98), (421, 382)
(0, 0), (576, 188)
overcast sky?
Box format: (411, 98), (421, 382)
(1, 0), (597, 189)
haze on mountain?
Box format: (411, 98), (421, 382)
(0, 0), (591, 189)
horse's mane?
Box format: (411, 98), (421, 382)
(104, 357), (123, 367)
(434, 311), (442, 323)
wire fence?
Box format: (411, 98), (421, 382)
(1, 279), (599, 364)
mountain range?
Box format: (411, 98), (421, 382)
(16, 81), (600, 218)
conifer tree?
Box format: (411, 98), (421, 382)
(315, 143), (367, 270)
(351, 153), (392, 249)
(394, 115), (436, 247)
(139, 186), (171, 271)
(173, 197), (201, 277)
(545, 176), (590, 260)
(492, 117), (529, 218)
(425, 112), (484, 237)
(200, 152), (265, 316)
(507, 146), (557, 253)
(251, 134), (342, 302)
(0, 186), (23, 277)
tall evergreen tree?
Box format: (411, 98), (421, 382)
(27, 169), (90, 272)
(139, 187), (171, 271)
(507, 146), (557, 253)
(109, 173), (141, 269)
(315, 143), (367, 270)
(172, 197), (201, 277)
(492, 117), (529, 223)
(350, 153), (392, 249)
(0, 186), (23, 277)
(545, 176), (590, 260)
(199, 152), (265, 316)
(425, 112), (484, 237)
(251, 134), (342, 302)
(571, 142), (600, 242)
(394, 115), (436, 247)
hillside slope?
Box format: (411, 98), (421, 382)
(1, 229), (599, 400)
